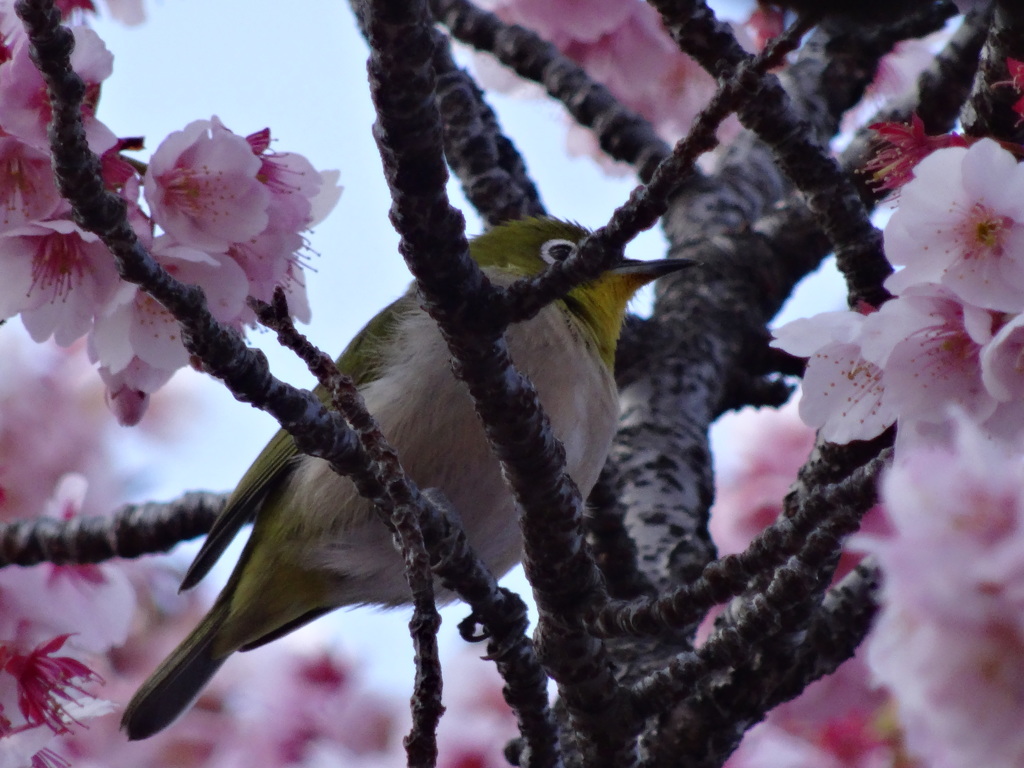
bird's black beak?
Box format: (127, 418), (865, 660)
(610, 258), (697, 279)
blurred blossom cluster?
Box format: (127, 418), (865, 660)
(0, 335), (136, 767)
(0, 383), (516, 768)
(714, 412), (1024, 768)
(0, 0), (341, 426)
(710, 405), (900, 768)
(858, 418), (1024, 768)
(710, 401), (817, 558)
(711, 405), (1024, 768)
(63, 637), (517, 768)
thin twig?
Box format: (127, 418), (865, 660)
(250, 291), (445, 767)
(497, 17), (813, 326)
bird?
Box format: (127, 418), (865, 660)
(121, 217), (694, 740)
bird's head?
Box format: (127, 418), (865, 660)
(470, 217), (694, 367)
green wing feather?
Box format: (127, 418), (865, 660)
(121, 597), (230, 740)
(179, 293), (415, 591)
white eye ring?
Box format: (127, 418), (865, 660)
(540, 239), (577, 265)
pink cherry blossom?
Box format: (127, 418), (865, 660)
(564, 5), (716, 143)
(0, 635), (102, 736)
(442, 649), (518, 721)
(87, 237), (248, 422)
(91, 357), (171, 426)
(56, 575), (236, 768)
(436, 716), (517, 768)
(278, 259), (312, 325)
(88, 240), (247, 428)
(107, 167), (156, 253)
(144, 118), (269, 252)
(91, 237), (248, 378)
(0, 0), (26, 54)
(245, 128), (323, 234)
(0, 27), (117, 154)
(225, 211), (309, 322)
(226, 226), (302, 314)
(0, 725), (61, 768)
(244, 132), (341, 229)
(434, 651), (518, 768)
(54, 0), (96, 16)
(0, 636), (113, 768)
(768, 653), (889, 746)
(709, 400), (890, 582)
(8, 563), (135, 655)
(102, 380), (148, 427)
(0, 219), (120, 346)
(309, 169), (343, 229)
(776, 283), (1014, 447)
(865, 113), (966, 192)
(743, 5), (784, 52)
(735, 708), (900, 768)
(481, 0), (633, 47)
(863, 285), (997, 429)
(0, 136), (64, 230)
(194, 128), (340, 324)
(772, 311), (895, 443)
(841, 33), (942, 139)
(151, 237), (250, 327)
(225, 223), (312, 326)
(998, 57), (1024, 119)
(220, 647), (401, 765)
(981, 311), (1024, 404)
(100, 138), (144, 193)
(859, 418), (1024, 768)
(884, 138), (1024, 312)
(869, 39), (937, 112)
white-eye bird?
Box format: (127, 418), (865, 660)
(121, 217), (693, 740)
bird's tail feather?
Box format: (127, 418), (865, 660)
(120, 598), (231, 741)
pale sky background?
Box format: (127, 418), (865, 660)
(67, 0), (845, 696)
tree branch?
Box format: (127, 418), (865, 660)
(0, 492), (223, 567)
(432, 31), (548, 226)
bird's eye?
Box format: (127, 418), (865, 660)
(540, 239), (577, 265)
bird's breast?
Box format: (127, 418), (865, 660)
(287, 301), (619, 605)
